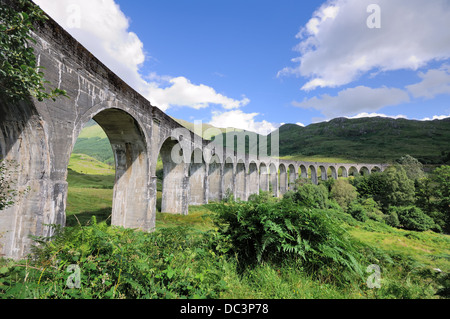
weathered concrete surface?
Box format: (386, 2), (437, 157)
(0, 1), (389, 259)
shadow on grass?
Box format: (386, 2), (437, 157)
(66, 207), (112, 227)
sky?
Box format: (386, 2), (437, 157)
(33, 0), (450, 135)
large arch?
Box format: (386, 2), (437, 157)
(223, 157), (234, 199)
(269, 163), (278, 197)
(189, 148), (206, 205)
(348, 166), (359, 177)
(259, 162), (269, 192)
(288, 164), (296, 190)
(90, 108), (150, 228)
(359, 166), (370, 176)
(339, 166), (348, 178)
(279, 164), (287, 195)
(159, 137), (188, 215)
(208, 154), (222, 202)
(299, 165), (308, 179)
(236, 160), (246, 200)
(329, 166), (338, 180)
(248, 161), (259, 196)
(309, 165), (318, 185)
(319, 165), (327, 181)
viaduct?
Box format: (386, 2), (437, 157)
(0, 3), (387, 259)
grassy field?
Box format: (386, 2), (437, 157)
(60, 153), (450, 299)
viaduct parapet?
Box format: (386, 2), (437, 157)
(0, 4), (388, 259)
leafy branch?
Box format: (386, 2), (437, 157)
(0, 0), (68, 102)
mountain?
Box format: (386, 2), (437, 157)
(272, 117), (450, 164)
(73, 117), (450, 166)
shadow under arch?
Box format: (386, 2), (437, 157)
(158, 136), (188, 215)
(86, 108), (151, 230)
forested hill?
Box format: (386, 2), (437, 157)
(73, 117), (450, 166)
(273, 117), (450, 164)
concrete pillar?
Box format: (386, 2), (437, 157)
(248, 162), (259, 196)
(235, 161), (247, 201)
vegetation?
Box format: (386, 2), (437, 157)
(1, 150), (449, 299)
(0, 0), (66, 102)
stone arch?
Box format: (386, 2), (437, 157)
(189, 148), (206, 205)
(348, 166), (359, 177)
(90, 108), (151, 228)
(299, 165), (308, 179)
(159, 136), (188, 215)
(319, 165), (328, 181)
(359, 166), (370, 176)
(309, 165), (318, 185)
(269, 163), (278, 197)
(0, 98), (52, 259)
(236, 160), (246, 200)
(279, 163), (288, 195)
(208, 154), (222, 202)
(329, 166), (338, 180)
(371, 166), (381, 174)
(339, 166), (348, 178)
(259, 162), (269, 192)
(223, 157), (234, 199)
(288, 164), (296, 190)
(248, 161), (259, 196)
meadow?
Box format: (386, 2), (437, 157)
(1, 152), (448, 300)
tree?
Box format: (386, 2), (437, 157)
(430, 166), (450, 233)
(0, 0), (66, 102)
(330, 179), (357, 211)
(396, 155), (425, 181)
(381, 165), (416, 210)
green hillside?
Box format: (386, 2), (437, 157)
(273, 117), (450, 164)
(73, 117), (450, 166)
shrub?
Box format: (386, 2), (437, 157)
(292, 183), (328, 209)
(212, 194), (365, 285)
(330, 179), (357, 211)
(348, 202), (368, 222)
(391, 206), (435, 232)
(384, 210), (400, 227)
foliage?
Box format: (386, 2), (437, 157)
(212, 193), (365, 285)
(396, 155), (425, 181)
(291, 183), (328, 209)
(390, 206), (436, 232)
(348, 202), (368, 222)
(0, 160), (17, 210)
(0, 0), (67, 102)
(430, 166), (450, 233)
(330, 179), (358, 211)
(0, 218), (227, 299)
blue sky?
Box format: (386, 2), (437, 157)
(34, 0), (450, 134)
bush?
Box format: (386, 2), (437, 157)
(292, 183), (328, 209)
(212, 194), (365, 285)
(0, 218), (227, 299)
(384, 210), (400, 227)
(330, 179), (358, 211)
(391, 206), (435, 232)
(348, 202), (368, 222)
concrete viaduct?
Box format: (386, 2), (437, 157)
(0, 5), (387, 259)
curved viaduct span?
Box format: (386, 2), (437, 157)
(0, 7), (387, 259)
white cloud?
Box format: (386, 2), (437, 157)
(406, 65), (450, 99)
(293, 86), (410, 119)
(34, 0), (248, 112)
(145, 76), (250, 111)
(279, 0), (450, 91)
(209, 110), (279, 135)
(419, 114), (450, 121)
(296, 122), (305, 127)
(347, 112), (407, 120)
